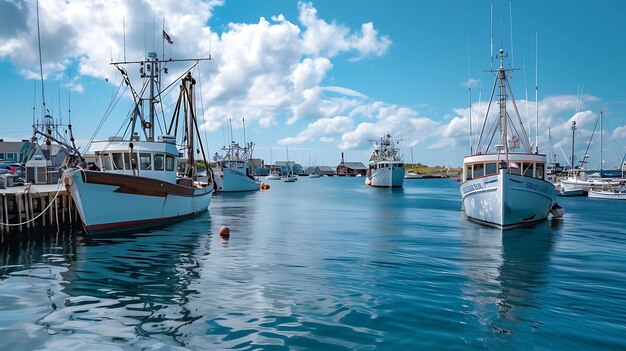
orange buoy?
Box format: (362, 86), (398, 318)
(219, 226), (230, 238)
(264, 183), (270, 189)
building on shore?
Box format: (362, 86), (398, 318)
(336, 153), (367, 176)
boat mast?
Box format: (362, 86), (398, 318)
(146, 52), (158, 141)
(600, 109), (603, 175)
(571, 121), (577, 169)
(497, 49), (509, 167)
(184, 72), (196, 178)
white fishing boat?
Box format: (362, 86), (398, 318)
(460, 48), (560, 229)
(588, 184), (626, 200)
(560, 111), (623, 195)
(366, 134), (404, 188)
(64, 52), (214, 234)
(214, 141), (260, 192)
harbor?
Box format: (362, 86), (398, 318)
(2, 0), (626, 350)
(1, 177), (625, 350)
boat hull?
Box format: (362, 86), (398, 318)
(215, 169), (260, 192)
(461, 170), (555, 229)
(370, 165), (405, 187)
(559, 178), (621, 196)
(66, 170), (212, 234)
(588, 189), (626, 200)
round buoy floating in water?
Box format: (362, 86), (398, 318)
(219, 226), (230, 238)
(260, 182), (270, 190)
(264, 183), (270, 189)
(365, 178), (372, 186)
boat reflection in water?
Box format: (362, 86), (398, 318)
(460, 221), (557, 344)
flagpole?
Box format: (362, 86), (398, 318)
(162, 18), (165, 61)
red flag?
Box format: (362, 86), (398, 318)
(162, 30), (173, 44)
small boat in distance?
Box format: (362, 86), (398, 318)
(588, 184), (626, 200)
(282, 147), (296, 182)
(405, 148), (422, 179)
(64, 52), (214, 234)
(460, 48), (560, 229)
(366, 134), (404, 187)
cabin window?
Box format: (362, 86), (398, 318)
(154, 154), (164, 171)
(112, 153), (124, 170)
(474, 163), (484, 177)
(140, 153), (152, 170)
(398, 163), (404, 168)
(523, 163), (534, 177)
(101, 153), (112, 171)
(166, 155), (175, 171)
(485, 163), (497, 175)
(465, 165), (473, 180)
(535, 164), (544, 179)
(123, 152), (136, 170)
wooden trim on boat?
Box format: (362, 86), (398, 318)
(80, 170), (206, 197)
(84, 211), (203, 233)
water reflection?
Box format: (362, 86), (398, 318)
(461, 222), (557, 338)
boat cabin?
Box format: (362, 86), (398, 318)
(90, 136), (179, 183)
(370, 161), (404, 170)
(462, 153), (547, 182)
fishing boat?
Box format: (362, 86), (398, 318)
(214, 140), (260, 192)
(366, 134), (404, 187)
(560, 112), (622, 195)
(588, 184), (626, 200)
(63, 52), (214, 234)
(460, 48), (560, 229)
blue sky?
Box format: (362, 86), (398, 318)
(1, 0), (625, 168)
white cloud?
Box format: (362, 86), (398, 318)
(461, 78), (480, 88)
(279, 116), (352, 145)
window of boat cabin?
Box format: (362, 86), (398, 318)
(485, 162), (497, 175)
(465, 165), (473, 179)
(101, 153), (112, 171)
(123, 152), (136, 170)
(154, 154), (164, 171)
(398, 163), (404, 168)
(535, 163), (544, 179)
(523, 163), (534, 177)
(112, 153), (124, 170)
(165, 155), (175, 171)
(140, 153), (152, 170)
(474, 163), (484, 177)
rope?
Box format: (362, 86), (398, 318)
(0, 181), (65, 227)
(0, 169), (81, 227)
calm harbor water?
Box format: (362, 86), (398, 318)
(1, 177), (625, 350)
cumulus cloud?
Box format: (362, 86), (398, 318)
(279, 116), (352, 145)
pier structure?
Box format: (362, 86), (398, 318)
(0, 183), (78, 234)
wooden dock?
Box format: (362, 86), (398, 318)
(0, 184), (79, 234)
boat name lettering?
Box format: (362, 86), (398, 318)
(525, 182), (549, 194)
(462, 183), (484, 194)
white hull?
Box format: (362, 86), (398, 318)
(405, 172), (423, 179)
(67, 170), (212, 234)
(370, 165), (404, 187)
(265, 175), (281, 180)
(461, 170), (555, 229)
(559, 177), (621, 195)
(215, 169), (260, 192)
(308, 174), (321, 178)
(588, 189), (626, 200)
